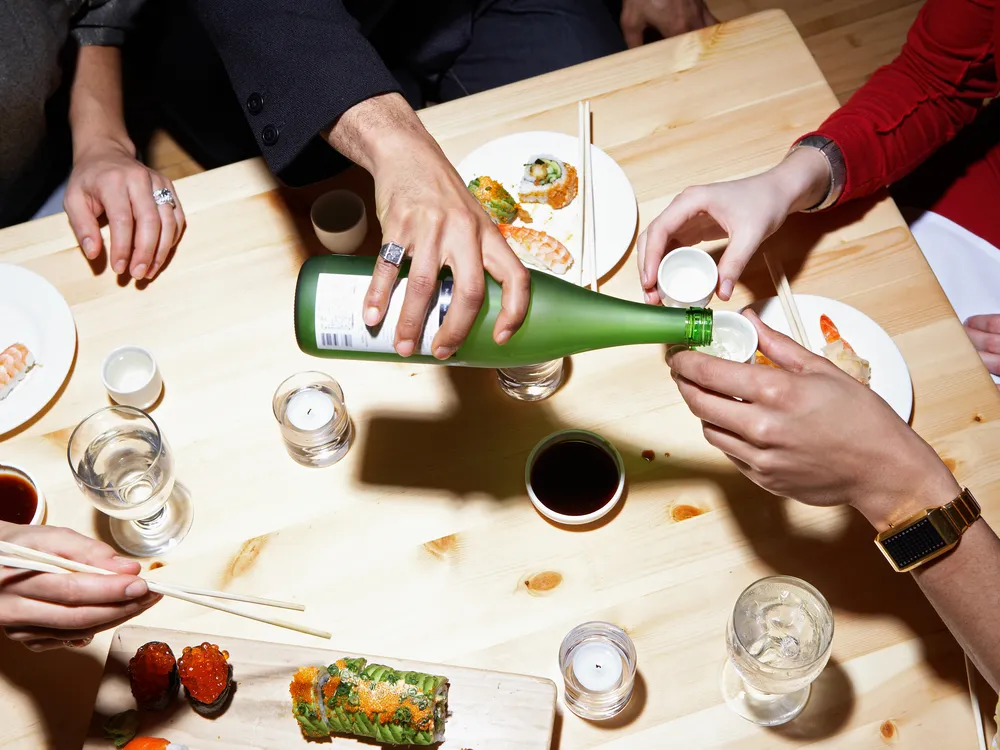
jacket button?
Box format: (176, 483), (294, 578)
(261, 125), (279, 146)
(246, 92), (264, 114)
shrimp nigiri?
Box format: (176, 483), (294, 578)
(498, 224), (574, 275)
(820, 314), (871, 386)
(0, 343), (35, 401)
(123, 738), (189, 750)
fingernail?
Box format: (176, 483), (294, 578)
(113, 259), (127, 275)
(364, 306), (380, 326)
(495, 329), (511, 345)
(125, 580), (148, 598)
(67, 637), (93, 648)
(396, 339), (415, 357)
(82, 237), (95, 258)
(720, 280), (734, 299)
(132, 263), (147, 278)
(433, 346), (456, 360)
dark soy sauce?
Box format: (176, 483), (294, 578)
(529, 440), (620, 516)
(0, 471), (38, 524)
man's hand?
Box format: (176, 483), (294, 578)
(964, 314), (1000, 387)
(620, 0), (717, 48)
(326, 94), (529, 360)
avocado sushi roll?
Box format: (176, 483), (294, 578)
(468, 175), (530, 224)
(177, 642), (234, 717)
(290, 657), (449, 745)
(128, 642), (179, 711)
(518, 155), (578, 210)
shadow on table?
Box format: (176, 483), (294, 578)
(770, 658), (854, 741)
(0, 636), (104, 749)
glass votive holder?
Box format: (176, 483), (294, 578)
(559, 621), (637, 720)
(272, 372), (353, 468)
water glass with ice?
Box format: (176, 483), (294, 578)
(67, 405), (192, 557)
(721, 575), (834, 726)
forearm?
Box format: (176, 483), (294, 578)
(68, 45), (133, 159)
(324, 93), (439, 178)
(857, 467), (1000, 691)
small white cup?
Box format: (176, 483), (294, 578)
(0, 464), (46, 525)
(525, 429), (625, 526)
(102, 345), (163, 410)
(657, 246), (719, 308)
(311, 190), (368, 254)
(696, 310), (759, 363)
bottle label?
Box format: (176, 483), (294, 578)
(314, 272), (452, 355)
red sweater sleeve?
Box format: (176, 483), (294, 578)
(805, 0), (999, 203)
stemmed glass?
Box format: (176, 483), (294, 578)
(721, 575), (834, 726)
(67, 406), (193, 557)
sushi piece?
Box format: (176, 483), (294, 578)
(498, 224), (574, 275)
(177, 642), (234, 717)
(290, 657), (450, 745)
(754, 351), (780, 369)
(122, 739), (189, 750)
(820, 314), (871, 386)
(128, 641), (179, 711)
(518, 155), (578, 210)
(468, 176), (530, 224)
(0, 343), (35, 401)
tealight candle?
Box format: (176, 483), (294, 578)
(273, 372), (353, 468)
(559, 622), (637, 721)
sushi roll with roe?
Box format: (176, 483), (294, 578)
(177, 642), (234, 717)
(128, 642), (179, 711)
(467, 175), (531, 224)
(518, 156), (578, 210)
(123, 739), (189, 750)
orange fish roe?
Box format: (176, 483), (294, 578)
(128, 642), (177, 709)
(356, 682), (433, 729)
(178, 643), (230, 704)
(290, 667), (319, 705)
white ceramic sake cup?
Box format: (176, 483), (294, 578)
(311, 190), (368, 254)
(657, 246), (719, 308)
(697, 310), (759, 363)
(102, 345), (163, 410)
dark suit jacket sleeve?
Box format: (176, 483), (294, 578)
(192, 0), (402, 182)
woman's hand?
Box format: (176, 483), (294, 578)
(0, 523), (161, 651)
(637, 147), (832, 304)
(620, 0), (717, 48)
(667, 312), (958, 526)
(964, 314), (1000, 386)
(64, 138), (185, 281)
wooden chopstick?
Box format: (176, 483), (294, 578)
(764, 251), (808, 347)
(966, 654), (988, 750)
(577, 101), (588, 288)
(583, 101), (598, 292)
(0, 541), (330, 640)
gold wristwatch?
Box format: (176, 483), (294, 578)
(875, 488), (981, 572)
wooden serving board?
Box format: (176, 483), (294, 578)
(84, 626), (557, 749)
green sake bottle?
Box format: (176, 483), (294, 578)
(294, 255), (712, 367)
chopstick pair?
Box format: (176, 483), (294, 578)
(577, 100), (598, 292)
(0, 540), (331, 640)
(763, 251), (808, 347)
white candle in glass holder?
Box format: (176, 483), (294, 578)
(285, 388), (336, 431)
(572, 641), (624, 692)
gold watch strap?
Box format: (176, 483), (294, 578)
(940, 487), (981, 535)
(875, 488), (981, 572)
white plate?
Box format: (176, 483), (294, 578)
(0, 264), (76, 436)
(456, 130), (638, 281)
(752, 294), (914, 422)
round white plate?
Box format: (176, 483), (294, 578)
(0, 264), (77, 436)
(456, 130), (638, 281)
(752, 294), (913, 422)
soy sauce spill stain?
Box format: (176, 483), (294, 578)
(530, 440), (620, 516)
(0, 472), (37, 524)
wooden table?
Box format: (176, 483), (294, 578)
(2, 10), (999, 749)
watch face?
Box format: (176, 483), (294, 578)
(882, 517), (946, 570)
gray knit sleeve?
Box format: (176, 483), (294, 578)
(70, 0), (148, 47)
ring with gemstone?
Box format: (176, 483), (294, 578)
(153, 188), (176, 208)
(378, 242), (406, 267)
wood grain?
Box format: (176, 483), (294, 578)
(0, 10), (997, 750)
(82, 626), (556, 749)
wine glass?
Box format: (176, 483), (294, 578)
(721, 575), (834, 726)
(67, 406), (193, 556)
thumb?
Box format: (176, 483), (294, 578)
(64, 188), (103, 261)
(621, 9), (645, 48)
(745, 309), (821, 373)
(716, 231), (762, 300)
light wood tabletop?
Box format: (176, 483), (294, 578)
(1, 9), (999, 749)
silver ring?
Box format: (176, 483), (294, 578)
(378, 242), (406, 267)
(153, 188), (176, 208)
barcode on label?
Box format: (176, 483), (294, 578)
(320, 333), (354, 349)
